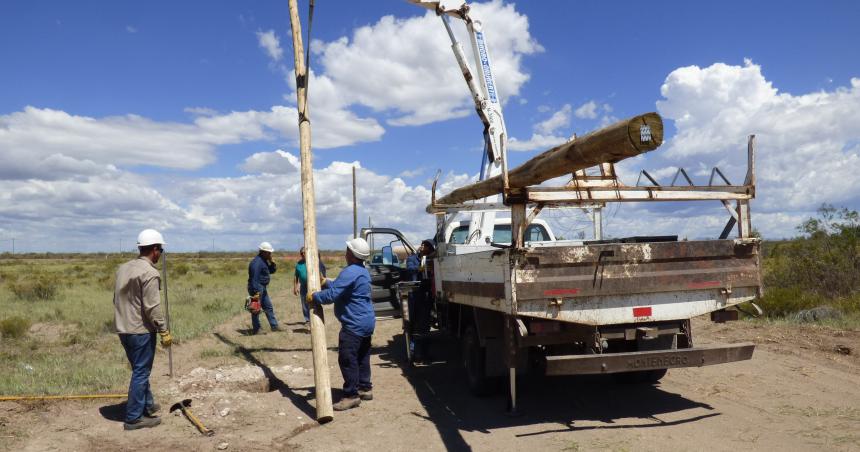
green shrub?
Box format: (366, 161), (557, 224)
(0, 316), (31, 338)
(757, 287), (828, 317)
(8, 274), (60, 300)
(765, 205), (860, 300)
(172, 262), (191, 276)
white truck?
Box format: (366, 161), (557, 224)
(369, 1), (760, 411)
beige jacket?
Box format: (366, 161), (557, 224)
(113, 256), (167, 334)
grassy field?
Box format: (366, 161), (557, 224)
(2, 206), (858, 395)
(0, 252), (342, 396)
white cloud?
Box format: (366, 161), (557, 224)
(256, 30), (283, 63)
(125, 25), (138, 34)
(398, 168), (425, 179)
(535, 104), (571, 135)
(508, 104), (573, 152)
(240, 150), (300, 174)
(574, 101), (598, 119)
(0, 105), (383, 180)
(308, 0), (542, 127)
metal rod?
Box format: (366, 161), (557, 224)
(0, 394), (126, 401)
(352, 165), (358, 238)
(162, 252), (173, 378)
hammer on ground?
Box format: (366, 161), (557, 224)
(170, 399), (215, 436)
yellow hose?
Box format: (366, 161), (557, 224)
(0, 394), (126, 401)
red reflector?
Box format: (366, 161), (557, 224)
(543, 288), (579, 296)
(633, 307), (652, 317)
(687, 280), (721, 289)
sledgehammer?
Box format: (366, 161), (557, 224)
(170, 399), (214, 436)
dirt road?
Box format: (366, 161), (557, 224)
(2, 290), (859, 451)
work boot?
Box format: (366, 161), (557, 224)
(333, 396), (361, 411)
(358, 389), (373, 401)
(144, 402), (161, 417)
(271, 325), (282, 332)
(123, 416), (161, 430)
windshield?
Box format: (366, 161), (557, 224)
(449, 224), (550, 244)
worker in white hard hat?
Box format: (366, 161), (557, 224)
(310, 237), (375, 411)
(113, 228), (172, 430)
(247, 241), (280, 334)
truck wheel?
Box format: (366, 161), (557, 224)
(462, 325), (491, 396)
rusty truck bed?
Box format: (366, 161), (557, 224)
(437, 238), (762, 326)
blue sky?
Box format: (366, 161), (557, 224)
(1, 1), (859, 252)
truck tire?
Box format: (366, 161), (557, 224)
(462, 325), (492, 396)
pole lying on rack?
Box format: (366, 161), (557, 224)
(430, 112), (663, 209)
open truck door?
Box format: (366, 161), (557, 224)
(360, 227), (417, 318)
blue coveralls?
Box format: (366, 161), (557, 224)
(312, 262), (375, 397)
(248, 255), (279, 332)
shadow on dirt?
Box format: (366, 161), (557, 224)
(213, 333), (317, 419)
(98, 401), (127, 422)
(379, 334), (719, 452)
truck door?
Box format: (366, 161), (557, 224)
(360, 228), (417, 317)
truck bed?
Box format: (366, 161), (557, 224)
(436, 238), (761, 325)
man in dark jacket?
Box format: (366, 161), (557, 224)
(248, 241), (280, 334)
(405, 239), (435, 362)
(311, 237), (374, 411)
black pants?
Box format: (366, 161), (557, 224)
(338, 329), (372, 397)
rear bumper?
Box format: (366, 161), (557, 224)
(544, 342), (755, 376)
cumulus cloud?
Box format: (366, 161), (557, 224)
(0, 104), (383, 180)
(622, 60), (860, 238)
(656, 61), (860, 211)
(508, 104), (573, 151)
(256, 30), (284, 62)
(240, 149), (300, 174)
(574, 101), (598, 119)
(307, 0), (542, 127)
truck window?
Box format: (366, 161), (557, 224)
(448, 224), (550, 244)
(449, 226), (469, 244)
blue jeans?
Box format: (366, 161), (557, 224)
(338, 329), (372, 397)
(299, 287), (310, 322)
(251, 291), (279, 331)
(119, 333), (157, 422)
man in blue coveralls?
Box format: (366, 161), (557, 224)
(310, 237), (375, 411)
(248, 241), (280, 334)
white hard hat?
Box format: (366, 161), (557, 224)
(137, 229), (165, 247)
(345, 237), (371, 260)
(259, 241), (274, 252)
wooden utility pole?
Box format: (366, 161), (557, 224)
(432, 112), (664, 207)
(352, 166), (358, 238)
(287, 0), (333, 423)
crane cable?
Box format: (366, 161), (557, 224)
(300, 0), (315, 120)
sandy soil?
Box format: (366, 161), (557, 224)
(2, 290), (858, 452)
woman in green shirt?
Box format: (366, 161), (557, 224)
(293, 247), (327, 323)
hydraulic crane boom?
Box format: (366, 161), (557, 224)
(410, 1), (507, 245)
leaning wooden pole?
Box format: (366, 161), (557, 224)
(287, 0), (333, 423)
(431, 112), (664, 208)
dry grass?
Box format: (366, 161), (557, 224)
(0, 252), (341, 396)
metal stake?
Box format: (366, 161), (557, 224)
(162, 252), (174, 378)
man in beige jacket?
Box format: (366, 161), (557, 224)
(114, 229), (172, 430)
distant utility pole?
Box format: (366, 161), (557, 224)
(11, 238), (14, 255)
(352, 166), (358, 238)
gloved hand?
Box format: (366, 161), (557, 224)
(160, 331), (173, 347)
(306, 292), (315, 307)
(320, 275), (328, 288)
